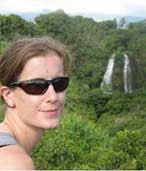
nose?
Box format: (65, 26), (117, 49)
(44, 84), (57, 103)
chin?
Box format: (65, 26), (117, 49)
(43, 118), (60, 129)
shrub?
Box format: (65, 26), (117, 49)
(111, 129), (146, 169)
(32, 111), (102, 170)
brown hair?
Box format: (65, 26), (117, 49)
(0, 37), (71, 86)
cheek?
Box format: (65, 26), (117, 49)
(58, 93), (66, 108)
(59, 92), (66, 102)
(14, 91), (41, 111)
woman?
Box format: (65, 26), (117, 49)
(0, 37), (71, 170)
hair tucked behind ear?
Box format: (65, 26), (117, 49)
(0, 94), (5, 117)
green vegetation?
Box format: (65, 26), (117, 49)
(0, 11), (146, 169)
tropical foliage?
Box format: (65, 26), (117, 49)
(0, 11), (146, 169)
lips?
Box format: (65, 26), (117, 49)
(41, 109), (60, 117)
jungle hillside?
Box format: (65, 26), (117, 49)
(0, 10), (146, 169)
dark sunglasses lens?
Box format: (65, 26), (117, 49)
(53, 77), (69, 92)
(11, 77), (69, 95)
(21, 82), (47, 95)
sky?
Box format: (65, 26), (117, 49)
(0, 0), (146, 19)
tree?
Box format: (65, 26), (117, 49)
(119, 17), (126, 28)
(0, 14), (35, 40)
(35, 10), (69, 38)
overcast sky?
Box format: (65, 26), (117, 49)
(0, 0), (146, 17)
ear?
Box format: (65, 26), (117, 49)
(0, 86), (15, 108)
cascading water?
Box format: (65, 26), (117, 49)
(123, 54), (132, 93)
(101, 54), (115, 91)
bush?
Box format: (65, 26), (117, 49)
(111, 129), (146, 169)
(32, 111), (102, 170)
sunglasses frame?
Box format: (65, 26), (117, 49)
(8, 76), (69, 95)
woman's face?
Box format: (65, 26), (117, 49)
(11, 54), (66, 129)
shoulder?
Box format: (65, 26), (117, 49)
(0, 145), (35, 170)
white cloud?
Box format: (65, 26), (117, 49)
(0, 0), (44, 12)
(0, 0), (146, 17)
(125, 0), (146, 16)
(50, 0), (126, 15)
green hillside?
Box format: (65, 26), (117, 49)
(0, 11), (146, 169)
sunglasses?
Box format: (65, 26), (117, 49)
(8, 77), (69, 95)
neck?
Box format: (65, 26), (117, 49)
(3, 111), (44, 154)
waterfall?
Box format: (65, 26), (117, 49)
(101, 54), (115, 91)
(123, 54), (132, 93)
